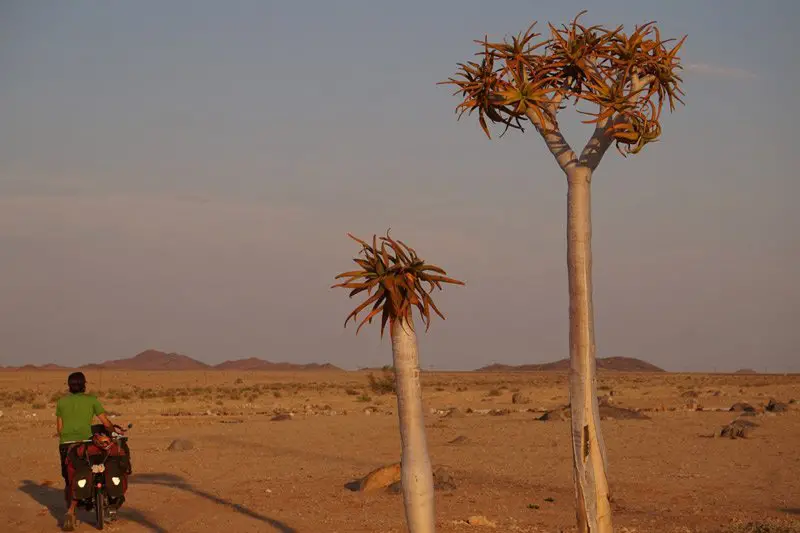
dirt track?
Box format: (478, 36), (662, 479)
(1, 370), (798, 532)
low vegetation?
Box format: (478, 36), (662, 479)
(726, 519), (800, 533)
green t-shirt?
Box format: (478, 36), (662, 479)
(56, 393), (105, 444)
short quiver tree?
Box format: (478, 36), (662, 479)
(333, 232), (464, 533)
(441, 11), (685, 533)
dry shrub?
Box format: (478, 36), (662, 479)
(368, 367), (396, 395)
(726, 518), (800, 533)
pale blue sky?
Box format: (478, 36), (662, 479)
(1, 1), (798, 371)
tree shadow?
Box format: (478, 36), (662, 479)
(780, 508), (800, 515)
(17, 479), (166, 532)
(130, 473), (297, 533)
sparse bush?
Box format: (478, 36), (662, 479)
(32, 402), (46, 410)
(344, 388), (360, 396)
(273, 391), (282, 398)
(368, 368), (396, 395)
(106, 389), (132, 401)
(356, 394), (372, 402)
(487, 389), (502, 397)
(14, 390), (37, 404)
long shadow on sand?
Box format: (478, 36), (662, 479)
(18, 479), (167, 532)
(780, 508), (800, 515)
(130, 473), (297, 533)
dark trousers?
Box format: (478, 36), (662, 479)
(58, 444), (72, 505)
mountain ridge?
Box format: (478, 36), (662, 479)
(476, 356), (665, 373)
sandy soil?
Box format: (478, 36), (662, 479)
(1, 370), (798, 533)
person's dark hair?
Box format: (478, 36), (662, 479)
(67, 372), (87, 394)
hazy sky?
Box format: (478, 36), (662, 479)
(1, 1), (798, 372)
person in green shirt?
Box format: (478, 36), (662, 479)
(56, 372), (124, 530)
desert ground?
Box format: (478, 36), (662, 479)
(0, 370), (798, 533)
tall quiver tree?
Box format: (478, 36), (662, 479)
(333, 232), (464, 533)
(441, 11), (685, 533)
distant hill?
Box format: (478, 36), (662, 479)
(82, 349), (210, 371)
(734, 368), (758, 374)
(8, 363), (70, 371)
(477, 356), (665, 373)
(3, 349), (340, 372)
(214, 358), (343, 372)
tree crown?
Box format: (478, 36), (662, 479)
(441, 11), (686, 157)
(332, 232), (464, 336)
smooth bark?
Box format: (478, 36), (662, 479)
(566, 168), (612, 533)
(391, 315), (436, 533)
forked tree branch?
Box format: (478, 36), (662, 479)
(525, 92), (578, 174)
(578, 74), (655, 172)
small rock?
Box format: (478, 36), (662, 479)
(271, 413), (292, 421)
(538, 408), (568, 421)
(600, 404), (651, 420)
(717, 418), (758, 439)
(729, 402), (755, 413)
(167, 439), (194, 451)
(488, 408), (511, 416)
(359, 463), (401, 492)
(467, 515), (497, 527)
(766, 398), (789, 413)
(387, 465), (456, 494)
(444, 407), (466, 418)
(448, 435), (471, 445)
(511, 393), (530, 405)
(432, 466), (457, 491)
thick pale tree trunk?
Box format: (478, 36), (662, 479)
(566, 167), (613, 533)
(391, 314), (436, 533)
